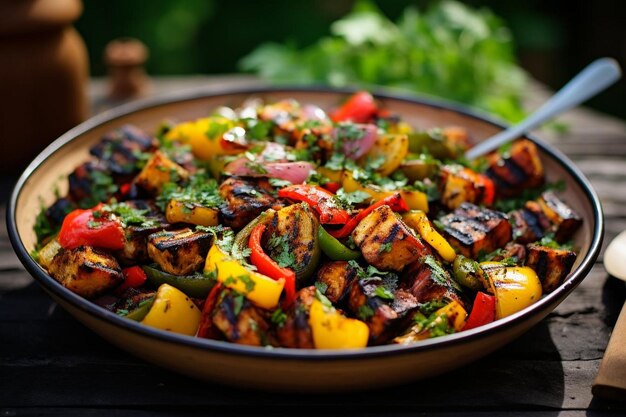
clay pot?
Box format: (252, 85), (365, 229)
(0, 0), (88, 173)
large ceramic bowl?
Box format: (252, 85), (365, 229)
(7, 87), (603, 391)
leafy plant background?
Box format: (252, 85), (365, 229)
(76, 0), (625, 119)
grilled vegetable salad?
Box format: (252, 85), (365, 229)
(33, 92), (582, 349)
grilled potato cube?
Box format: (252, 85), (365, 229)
(212, 288), (273, 346)
(48, 246), (123, 298)
(440, 203), (512, 258)
(486, 139), (544, 196)
(147, 228), (212, 275)
(439, 166), (493, 209)
(510, 207), (546, 244)
(315, 261), (358, 304)
(135, 150), (189, 195)
(537, 191), (582, 243)
(219, 177), (285, 230)
(347, 277), (418, 344)
(352, 205), (429, 272)
(525, 243), (577, 293)
(276, 286), (316, 348)
(402, 255), (465, 308)
(115, 200), (170, 265)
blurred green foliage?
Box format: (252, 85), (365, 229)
(240, 1), (527, 121)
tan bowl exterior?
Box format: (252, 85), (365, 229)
(8, 87), (603, 391)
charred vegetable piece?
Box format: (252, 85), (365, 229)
(440, 203), (512, 258)
(347, 276), (418, 344)
(89, 125), (157, 178)
(115, 200), (170, 264)
(439, 165), (495, 210)
(402, 255), (466, 308)
(315, 261), (358, 304)
(536, 191), (582, 243)
(147, 228), (213, 276)
(218, 177), (285, 230)
(490, 242), (526, 264)
(276, 286), (316, 348)
(352, 205), (429, 272)
(263, 203), (321, 285)
(486, 139), (544, 197)
(48, 246), (123, 298)
(525, 243), (577, 293)
(211, 288), (273, 346)
(510, 206), (546, 244)
(135, 151), (189, 195)
(68, 161), (117, 208)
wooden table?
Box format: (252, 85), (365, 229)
(2, 77), (626, 416)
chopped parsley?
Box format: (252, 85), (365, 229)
(94, 201), (159, 228)
(270, 308), (287, 327)
(357, 305), (375, 321)
(373, 286), (394, 300)
(537, 233), (574, 251)
(378, 242), (393, 253)
(335, 188), (370, 208)
(267, 233), (297, 269)
(157, 172), (223, 212)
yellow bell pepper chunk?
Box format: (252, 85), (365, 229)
(360, 133), (409, 176)
(204, 245), (284, 310)
(402, 210), (455, 262)
(480, 262), (543, 319)
(165, 116), (238, 160)
(316, 166), (344, 183)
(165, 200), (219, 227)
(342, 171), (429, 212)
(309, 299), (369, 349)
(387, 121), (414, 135)
(434, 300), (467, 332)
(141, 283), (201, 336)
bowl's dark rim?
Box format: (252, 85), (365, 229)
(7, 85), (603, 361)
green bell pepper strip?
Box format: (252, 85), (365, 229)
(141, 265), (216, 298)
(318, 226), (361, 261)
(124, 297), (155, 321)
(231, 209), (276, 262)
(452, 255), (485, 291)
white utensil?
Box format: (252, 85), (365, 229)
(466, 57), (622, 160)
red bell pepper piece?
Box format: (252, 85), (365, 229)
(197, 283), (223, 339)
(330, 91), (378, 123)
(323, 181), (341, 194)
(117, 266), (148, 293)
(58, 208), (125, 251)
(277, 184), (350, 225)
(328, 193), (410, 239)
(248, 224), (296, 306)
(463, 292), (496, 331)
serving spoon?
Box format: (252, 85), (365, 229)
(465, 57), (622, 160)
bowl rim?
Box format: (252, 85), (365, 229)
(7, 85), (604, 361)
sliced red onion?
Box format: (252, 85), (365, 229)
(334, 123), (378, 160)
(301, 104), (329, 122)
(225, 158), (314, 184)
